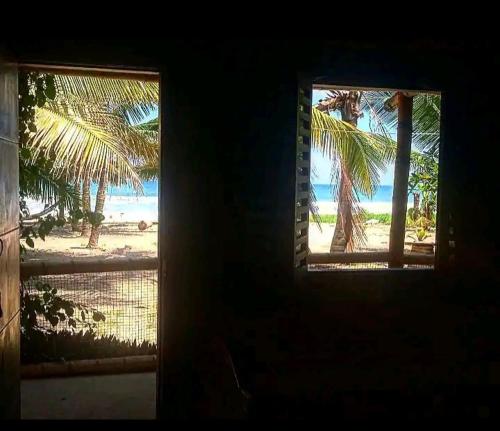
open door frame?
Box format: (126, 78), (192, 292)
(0, 57), (21, 420)
(0, 56), (163, 419)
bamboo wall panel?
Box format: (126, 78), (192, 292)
(0, 62), (20, 420)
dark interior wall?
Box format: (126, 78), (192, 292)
(4, 39), (500, 418)
(158, 42), (301, 417)
(286, 42), (500, 418)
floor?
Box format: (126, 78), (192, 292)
(21, 372), (156, 419)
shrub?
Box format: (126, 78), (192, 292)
(21, 280), (105, 333)
(310, 213), (392, 225)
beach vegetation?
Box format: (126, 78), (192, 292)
(310, 212), (392, 225)
(22, 328), (156, 364)
(21, 279), (105, 339)
(407, 215), (433, 242)
(408, 151), (439, 223)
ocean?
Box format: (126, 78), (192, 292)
(96, 182), (404, 203)
(312, 184), (405, 203)
(27, 181), (405, 222)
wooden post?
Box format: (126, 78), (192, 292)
(389, 92), (414, 268)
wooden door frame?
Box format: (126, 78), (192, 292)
(15, 61), (163, 419)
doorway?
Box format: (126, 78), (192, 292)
(16, 64), (161, 419)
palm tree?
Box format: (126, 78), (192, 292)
(315, 90), (366, 251)
(27, 75), (159, 247)
(311, 105), (396, 251)
(80, 174), (91, 236)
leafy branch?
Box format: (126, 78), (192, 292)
(21, 280), (105, 335)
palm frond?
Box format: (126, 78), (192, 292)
(361, 91), (441, 156)
(136, 162), (160, 181)
(311, 107), (396, 197)
(51, 97), (159, 166)
(135, 117), (159, 131)
(54, 74), (158, 101)
(29, 102), (142, 191)
(309, 165), (323, 231)
(20, 158), (79, 212)
(54, 75), (158, 123)
(134, 117), (159, 140)
(412, 94), (441, 155)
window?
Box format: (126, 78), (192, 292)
(294, 83), (443, 271)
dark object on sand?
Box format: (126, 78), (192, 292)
(138, 220), (153, 231)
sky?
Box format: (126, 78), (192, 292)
(311, 90), (396, 185)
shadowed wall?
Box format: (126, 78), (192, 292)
(2, 39), (499, 419)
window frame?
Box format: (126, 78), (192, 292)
(294, 78), (451, 276)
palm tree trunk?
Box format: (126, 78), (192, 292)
(330, 167), (352, 252)
(81, 175), (91, 237)
(424, 201), (431, 220)
(58, 201), (65, 220)
(413, 192), (420, 213)
(71, 179), (82, 232)
(87, 169), (107, 248)
(71, 218), (81, 231)
(330, 92), (361, 252)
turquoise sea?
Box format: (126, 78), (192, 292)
(28, 181), (406, 223)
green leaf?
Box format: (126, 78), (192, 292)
(25, 237), (34, 248)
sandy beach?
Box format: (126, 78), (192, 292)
(309, 222), (435, 253)
(24, 223), (159, 261)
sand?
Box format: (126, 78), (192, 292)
(24, 223), (158, 262)
(309, 222), (436, 253)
